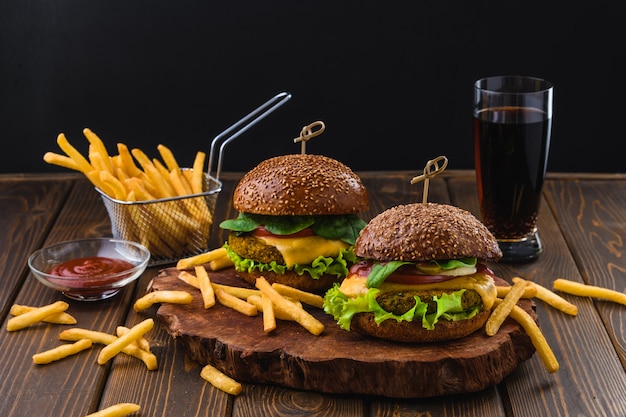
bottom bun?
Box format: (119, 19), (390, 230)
(350, 308), (492, 343)
(236, 270), (342, 294)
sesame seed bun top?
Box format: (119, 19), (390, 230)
(355, 202), (502, 261)
(232, 154), (369, 216)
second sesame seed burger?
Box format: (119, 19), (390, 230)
(324, 202), (502, 343)
(219, 154), (369, 293)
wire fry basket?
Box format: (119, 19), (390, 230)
(98, 92), (292, 266)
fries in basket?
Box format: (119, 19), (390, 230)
(43, 128), (220, 263)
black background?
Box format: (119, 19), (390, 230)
(2, 1), (625, 175)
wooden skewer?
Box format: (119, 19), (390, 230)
(410, 155), (448, 203)
(293, 121), (326, 154)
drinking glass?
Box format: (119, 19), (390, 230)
(473, 75), (553, 263)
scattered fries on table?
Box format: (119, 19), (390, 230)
(200, 364), (243, 395)
(85, 403), (141, 417)
(9, 303), (77, 325)
(133, 290), (193, 312)
(6, 301), (70, 331)
(514, 277), (578, 316)
(553, 278), (626, 306)
(486, 278), (532, 336)
(60, 327), (158, 370)
(493, 298), (560, 373)
(98, 319), (154, 365)
(32, 338), (93, 365)
(490, 275), (626, 374)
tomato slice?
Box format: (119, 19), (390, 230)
(252, 226), (315, 239)
(384, 273), (457, 285)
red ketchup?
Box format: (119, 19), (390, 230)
(49, 256), (135, 288)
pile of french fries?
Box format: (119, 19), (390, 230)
(170, 267), (326, 336)
(43, 128), (217, 261)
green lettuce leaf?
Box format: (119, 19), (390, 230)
(433, 257), (477, 269)
(323, 285), (480, 331)
(223, 243), (357, 280)
(365, 261), (411, 288)
(364, 257), (479, 286)
(219, 213), (366, 245)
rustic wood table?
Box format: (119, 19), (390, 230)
(1, 170), (625, 417)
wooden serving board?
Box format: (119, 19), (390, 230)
(152, 267), (537, 398)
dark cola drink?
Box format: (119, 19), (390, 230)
(474, 106), (551, 240)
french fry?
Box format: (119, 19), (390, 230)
(176, 247), (228, 270)
(130, 148), (174, 198)
(512, 277), (578, 316)
(255, 277), (324, 336)
(261, 293), (276, 332)
(169, 168), (194, 197)
(10, 304), (77, 324)
(495, 299), (559, 373)
(177, 271), (261, 301)
(43, 152), (83, 172)
(100, 170), (127, 200)
(97, 318), (154, 365)
(85, 403), (141, 417)
(83, 127), (111, 168)
(157, 144), (181, 173)
(496, 284), (537, 299)
(208, 256), (233, 271)
(116, 143), (144, 178)
(60, 328), (116, 344)
(32, 338), (92, 365)
(6, 300), (69, 332)
(86, 170), (117, 197)
(247, 294), (302, 313)
(200, 364), (242, 395)
(271, 283), (325, 309)
(247, 294), (294, 321)
(177, 270), (200, 288)
(124, 177), (157, 201)
(191, 151), (206, 194)
(89, 149), (113, 176)
(212, 283), (260, 300)
(133, 290), (193, 312)
(117, 326), (151, 352)
(195, 266), (216, 309)
(153, 158), (172, 184)
(553, 278), (626, 306)
(59, 328), (157, 370)
(486, 279), (529, 336)
(55, 133), (94, 174)
(215, 288), (258, 316)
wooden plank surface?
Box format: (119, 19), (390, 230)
(1, 172), (624, 417)
(0, 175), (74, 315)
(543, 179), (626, 368)
(449, 175), (626, 417)
(0, 178), (144, 417)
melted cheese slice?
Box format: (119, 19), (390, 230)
(339, 272), (497, 309)
(255, 235), (349, 267)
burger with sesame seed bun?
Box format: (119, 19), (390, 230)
(323, 202), (502, 343)
(219, 153), (369, 293)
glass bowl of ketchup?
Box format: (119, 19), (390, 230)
(28, 238), (150, 301)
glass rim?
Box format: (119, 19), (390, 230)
(474, 75), (553, 94)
